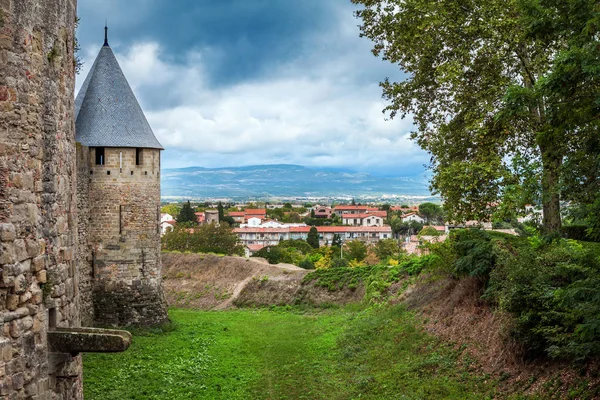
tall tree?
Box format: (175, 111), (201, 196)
(418, 202), (443, 224)
(332, 233), (343, 248)
(217, 202), (224, 222)
(352, 0), (600, 234)
(176, 201), (197, 225)
(307, 226), (320, 249)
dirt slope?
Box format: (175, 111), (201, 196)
(161, 252), (366, 309)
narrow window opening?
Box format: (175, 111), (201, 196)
(49, 308), (57, 329)
(136, 148), (142, 165)
(107, 170), (110, 175)
(145, 171), (148, 175)
(95, 147), (105, 165)
(131, 171), (134, 175)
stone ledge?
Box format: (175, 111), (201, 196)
(47, 327), (132, 354)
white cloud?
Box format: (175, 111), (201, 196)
(76, 5), (428, 174)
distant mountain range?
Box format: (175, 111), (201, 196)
(161, 164), (434, 201)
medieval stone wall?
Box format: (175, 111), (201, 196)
(0, 0), (82, 398)
(75, 143), (92, 327)
(79, 146), (167, 326)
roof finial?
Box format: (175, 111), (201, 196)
(104, 21), (109, 46)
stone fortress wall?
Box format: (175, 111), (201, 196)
(0, 0), (83, 398)
(1, 0), (168, 398)
(78, 146), (167, 327)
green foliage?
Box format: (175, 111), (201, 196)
(438, 229), (600, 361)
(161, 223), (244, 256)
(217, 202), (224, 221)
(343, 240), (367, 262)
(373, 238), (399, 260)
(305, 255), (438, 295)
(353, 0), (600, 233)
(298, 258), (315, 270)
(449, 229), (496, 279)
(487, 239), (600, 360)
(307, 226), (320, 249)
(390, 216), (423, 236)
(418, 226), (442, 237)
(418, 202), (443, 224)
(331, 233), (343, 247)
(161, 204), (181, 218)
(176, 201), (197, 224)
(252, 240), (314, 265)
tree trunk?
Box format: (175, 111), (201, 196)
(540, 145), (562, 234)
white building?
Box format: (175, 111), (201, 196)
(401, 212), (425, 224)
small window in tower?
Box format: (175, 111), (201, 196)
(136, 148), (142, 165)
(95, 147), (105, 165)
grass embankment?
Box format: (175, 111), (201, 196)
(84, 306), (492, 400)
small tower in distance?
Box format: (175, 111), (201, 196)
(75, 26), (168, 326)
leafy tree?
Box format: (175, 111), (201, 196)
(222, 215), (235, 226)
(344, 240), (367, 262)
(160, 204), (180, 219)
(283, 202), (293, 209)
(307, 226), (320, 249)
(418, 203), (443, 224)
(332, 233), (343, 248)
(162, 223), (243, 256)
(351, 198), (356, 206)
(374, 238), (399, 260)
(176, 201), (197, 225)
(352, 0), (600, 234)
(310, 209), (316, 218)
(418, 226), (442, 237)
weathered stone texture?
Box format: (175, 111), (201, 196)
(77, 147), (167, 326)
(0, 0), (82, 399)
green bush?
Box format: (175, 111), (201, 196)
(561, 225), (594, 241)
(161, 223), (244, 256)
(485, 238), (600, 360)
(449, 229), (496, 279)
(298, 258), (315, 270)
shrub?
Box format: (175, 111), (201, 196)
(487, 239), (600, 360)
(298, 258), (315, 270)
(161, 223), (244, 256)
(449, 229), (495, 279)
(561, 225), (593, 241)
(418, 226), (442, 236)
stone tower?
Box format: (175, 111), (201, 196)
(75, 28), (168, 327)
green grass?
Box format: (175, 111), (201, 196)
(84, 305), (495, 399)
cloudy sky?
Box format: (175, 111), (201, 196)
(76, 0), (428, 177)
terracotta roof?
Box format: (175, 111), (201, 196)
(246, 244), (265, 252)
(245, 209), (267, 215)
(334, 205), (371, 211)
(229, 211), (245, 217)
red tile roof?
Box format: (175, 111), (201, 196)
(245, 209), (267, 215)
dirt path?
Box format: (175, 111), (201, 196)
(162, 252), (308, 309)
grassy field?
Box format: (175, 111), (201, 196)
(83, 305), (495, 400)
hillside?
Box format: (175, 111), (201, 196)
(161, 164), (434, 199)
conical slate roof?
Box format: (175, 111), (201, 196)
(75, 32), (163, 149)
